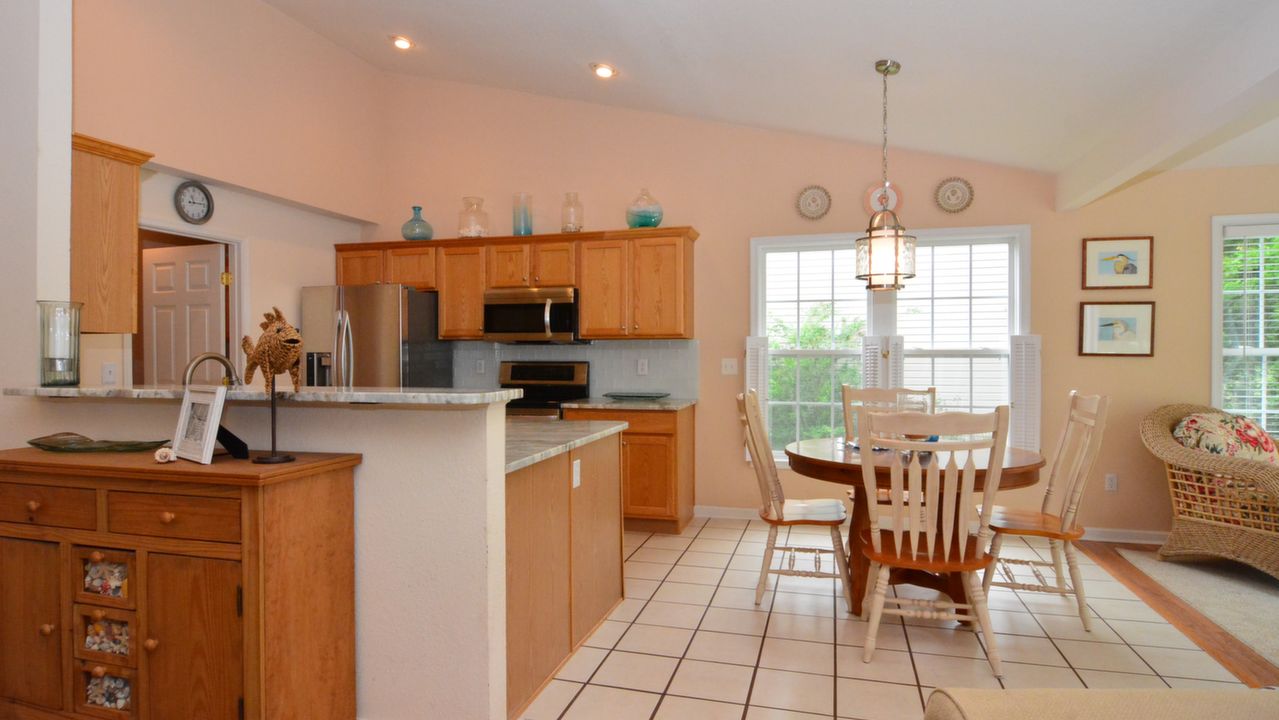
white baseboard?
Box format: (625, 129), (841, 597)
(696, 506), (1169, 545)
(1082, 527), (1169, 545)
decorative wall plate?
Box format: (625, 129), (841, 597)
(935, 177), (974, 213)
(864, 182), (902, 214)
(796, 185), (832, 219)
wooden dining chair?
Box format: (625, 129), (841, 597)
(856, 404), (1011, 677)
(738, 390), (855, 611)
(982, 391), (1109, 631)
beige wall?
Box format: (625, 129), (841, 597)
(70, 3), (1279, 534)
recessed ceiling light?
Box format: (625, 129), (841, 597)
(590, 63), (617, 79)
(390, 35), (414, 51)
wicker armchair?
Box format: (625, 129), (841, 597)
(1139, 404), (1279, 580)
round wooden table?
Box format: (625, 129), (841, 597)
(784, 437), (1046, 616)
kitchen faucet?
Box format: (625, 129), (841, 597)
(182, 352), (243, 387)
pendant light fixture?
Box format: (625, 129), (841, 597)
(855, 59), (916, 291)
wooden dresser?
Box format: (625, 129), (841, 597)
(0, 448), (361, 720)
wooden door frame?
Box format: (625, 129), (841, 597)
(131, 221), (246, 385)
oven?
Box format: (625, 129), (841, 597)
(482, 287), (578, 343)
(501, 361), (589, 418)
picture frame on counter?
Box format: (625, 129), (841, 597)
(172, 384), (227, 464)
(1079, 301), (1155, 357)
(1082, 236), (1153, 289)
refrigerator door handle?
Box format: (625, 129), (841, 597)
(332, 310), (344, 386)
(343, 310), (355, 388)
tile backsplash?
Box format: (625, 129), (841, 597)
(452, 340), (699, 398)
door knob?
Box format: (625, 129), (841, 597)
(90, 666), (106, 679)
(39, 624), (54, 636)
(159, 511), (176, 524)
(143, 638), (160, 652)
(26, 500), (40, 513)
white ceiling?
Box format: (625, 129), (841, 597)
(262, 0), (1279, 173)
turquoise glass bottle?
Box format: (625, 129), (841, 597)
(401, 206), (434, 241)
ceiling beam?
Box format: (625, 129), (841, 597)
(1055, 2), (1279, 211)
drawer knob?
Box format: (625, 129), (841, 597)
(91, 609), (106, 621)
(90, 666), (106, 679)
(89, 551), (105, 563)
(26, 500), (40, 513)
(159, 511), (176, 524)
(143, 638), (159, 652)
(39, 623), (54, 636)
(633, 323), (639, 330)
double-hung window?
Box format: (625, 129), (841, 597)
(750, 227), (1032, 458)
(1213, 215), (1279, 431)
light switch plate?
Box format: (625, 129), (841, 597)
(721, 358), (739, 375)
(101, 363), (118, 386)
(475, 359), (485, 374)
(637, 358), (649, 376)
(1104, 473), (1118, 492)
(572, 459), (581, 488)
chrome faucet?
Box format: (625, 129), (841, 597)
(183, 352), (243, 387)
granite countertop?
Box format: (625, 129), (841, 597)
(560, 397), (697, 411)
(6, 385), (522, 407)
(505, 418), (628, 473)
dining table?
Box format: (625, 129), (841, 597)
(784, 437), (1046, 616)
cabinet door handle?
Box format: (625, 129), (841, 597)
(90, 666), (106, 679)
(159, 511), (176, 524)
(26, 500), (40, 513)
(533, 275), (540, 283)
(91, 609), (106, 621)
(633, 323), (639, 330)
(89, 551), (105, 563)
(143, 638), (159, 652)
(39, 624), (54, 636)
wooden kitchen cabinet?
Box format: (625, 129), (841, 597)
(487, 244), (531, 288)
(531, 242), (576, 287)
(336, 249), (385, 286)
(577, 239), (630, 338)
(385, 245), (436, 289)
(505, 433), (623, 718)
(0, 449), (360, 720)
(560, 406), (695, 532)
(439, 245), (486, 338)
(631, 235), (693, 338)
(70, 134), (153, 334)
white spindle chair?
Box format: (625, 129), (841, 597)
(983, 392), (1109, 631)
(857, 405), (1011, 677)
(738, 391), (854, 610)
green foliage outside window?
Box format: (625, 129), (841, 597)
(766, 302), (865, 450)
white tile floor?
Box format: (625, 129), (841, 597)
(521, 516), (1245, 719)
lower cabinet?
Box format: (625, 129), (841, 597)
(0, 449), (360, 720)
(561, 406), (695, 532)
(505, 434), (623, 719)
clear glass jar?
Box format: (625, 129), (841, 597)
(512, 192), (533, 236)
(626, 188), (663, 228)
(561, 192), (584, 233)
(38, 300), (81, 387)
(457, 196), (489, 238)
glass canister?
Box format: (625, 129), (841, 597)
(458, 197), (489, 238)
(512, 193), (533, 236)
(561, 192), (584, 233)
(626, 188), (664, 228)
(38, 300), (82, 386)
(400, 205), (433, 241)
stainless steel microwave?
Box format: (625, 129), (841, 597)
(482, 287), (578, 343)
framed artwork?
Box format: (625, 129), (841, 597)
(1079, 302), (1155, 357)
(172, 385), (226, 464)
(1082, 236), (1153, 289)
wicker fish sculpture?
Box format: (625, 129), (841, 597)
(241, 307), (302, 394)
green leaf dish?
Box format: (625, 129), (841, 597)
(28, 432), (169, 453)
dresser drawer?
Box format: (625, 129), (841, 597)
(0, 481), (96, 529)
(106, 492), (240, 543)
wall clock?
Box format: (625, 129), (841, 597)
(864, 182), (902, 214)
(796, 185), (832, 219)
(935, 177), (974, 213)
(174, 180), (214, 225)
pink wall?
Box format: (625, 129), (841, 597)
(72, 2), (1279, 533)
(73, 0), (387, 223)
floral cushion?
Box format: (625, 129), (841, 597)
(1173, 412), (1279, 465)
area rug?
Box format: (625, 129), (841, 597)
(1118, 548), (1279, 666)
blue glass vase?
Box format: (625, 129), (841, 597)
(401, 206), (433, 241)
(626, 188), (663, 228)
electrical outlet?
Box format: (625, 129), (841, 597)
(572, 459), (581, 488)
(475, 359), (485, 374)
(1104, 473), (1118, 492)
(721, 358), (739, 375)
(637, 358), (649, 376)
(101, 363), (118, 386)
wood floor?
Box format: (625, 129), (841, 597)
(1077, 541), (1279, 688)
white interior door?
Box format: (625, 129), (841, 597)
(143, 244), (227, 385)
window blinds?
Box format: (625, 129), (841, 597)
(1220, 232), (1279, 431)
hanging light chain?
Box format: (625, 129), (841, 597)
(881, 66), (890, 205)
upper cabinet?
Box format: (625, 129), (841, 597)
(333, 227), (697, 340)
(70, 134), (153, 334)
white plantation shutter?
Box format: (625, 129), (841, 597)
(1010, 335), (1042, 450)
(744, 336), (769, 461)
(887, 335), (905, 388)
(862, 336), (885, 389)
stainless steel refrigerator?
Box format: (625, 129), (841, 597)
(300, 284), (453, 388)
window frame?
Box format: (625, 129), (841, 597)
(1210, 214), (1279, 422)
(749, 226), (1031, 458)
